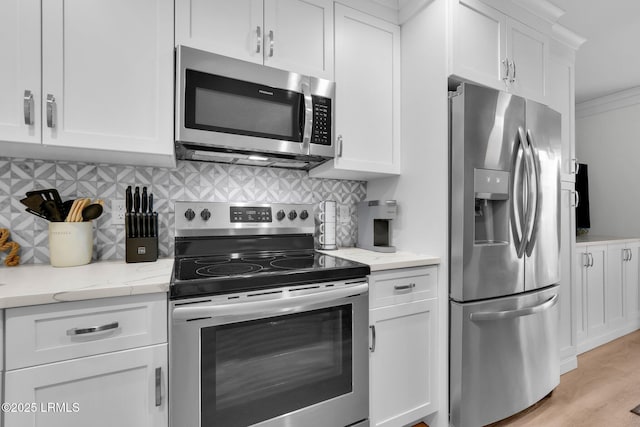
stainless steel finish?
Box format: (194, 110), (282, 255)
(337, 135), (343, 157)
(523, 99), (561, 291)
(450, 83), (525, 301)
(173, 282), (367, 322)
(369, 325), (376, 352)
(46, 94), (56, 128)
(155, 367), (162, 407)
(174, 201), (314, 237)
(175, 45), (335, 165)
(66, 321), (119, 336)
(502, 59), (510, 81)
(469, 294), (558, 321)
(256, 26), (262, 53)
(394, 283), (416, 291)
(450, 286), (560, 427)
(302, 79), (313, 153)
(170, 280), (369, 427)
(23, 90), (34, 125)
(268, 30), (274, 57)
(450, 83), (561, 427)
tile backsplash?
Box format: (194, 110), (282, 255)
(0, 157), (366, 265)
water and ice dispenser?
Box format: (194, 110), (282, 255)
(474, 168), (510, 245)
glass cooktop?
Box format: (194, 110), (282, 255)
(171, 250), (370, 299)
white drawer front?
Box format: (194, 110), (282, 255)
(371, 266), (437, 308)
(6, 293), (167, 370)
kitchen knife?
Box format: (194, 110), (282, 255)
(148, 193), (154, 237)
(141, 187), (148, 237)
(134, 186), (140, 238)
(125, 186), (132, 238)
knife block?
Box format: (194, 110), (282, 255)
(125, 236), (158, 263)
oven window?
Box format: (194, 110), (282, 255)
(201, 304), (353, 427)
(185, 69), (304, 142)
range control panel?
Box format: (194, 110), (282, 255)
(175, 201), (315, 237)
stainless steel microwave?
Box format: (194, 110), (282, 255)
(175, 45), (335, 169)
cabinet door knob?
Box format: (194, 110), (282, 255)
(46, 94), (56, 128)
(256, 26), (262, 53)
(24, 90), (34, 125)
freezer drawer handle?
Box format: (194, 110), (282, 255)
(469, 294), (558, 321)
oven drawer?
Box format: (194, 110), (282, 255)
(370, 266), (437, 308)
(5, 293), (167, 370)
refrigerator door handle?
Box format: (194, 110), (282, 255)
(524, 129), (542, 256)
(514, 126), (531, 258)
(510, 128), (526, 257)
(470, 294), (558, 321)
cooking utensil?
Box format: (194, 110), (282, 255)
(26, 189), (63, 214)
(61, 200), (75, 220)
(41, 200), (63, 222)
(81, 203), (103, 221)
(20, 194), (47, 212)
(148, 193), (155, 237)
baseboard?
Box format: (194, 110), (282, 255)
(560, 356), (578, 375)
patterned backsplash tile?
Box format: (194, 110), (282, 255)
(0, 157), (366, 265)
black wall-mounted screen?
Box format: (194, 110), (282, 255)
(576, 163), (590, 230)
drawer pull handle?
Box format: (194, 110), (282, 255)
(394, 283), (416, 292)
(66, 321), (119, 336)
(155, 367), (162, 407)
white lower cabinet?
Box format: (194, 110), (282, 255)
(368, 267), (438, 427)
(576, 239), (640, 354)
(4, 345), (167, 427)
(559, 183), (577, 373)
(2, 294), (168, 427)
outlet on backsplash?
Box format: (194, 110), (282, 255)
(111, 199), (126, 225)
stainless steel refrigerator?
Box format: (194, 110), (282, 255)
(449, 82), (561, 427)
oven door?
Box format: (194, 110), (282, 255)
(170, 281), (369, 427)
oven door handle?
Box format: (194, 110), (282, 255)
(173, 283), (368, 322)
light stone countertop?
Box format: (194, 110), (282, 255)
(576, 235), (640, 246)
(0, 258), (173, 309)
(318, 247), (440, 271)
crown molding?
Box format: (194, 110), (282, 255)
(552, 23), (587, 51)
(512, 0), (564, 24)
(576, 87), (640, 119)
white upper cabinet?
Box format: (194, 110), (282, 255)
(41, 0), (174, 157)
(309, 3), (400, 180)
(0, 0), (175, 166)
(0, 0), (41, 144)
(449, 0), (548, 103)
(176, 0), (333, 79)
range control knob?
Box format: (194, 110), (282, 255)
(288, 210), (297, 220)
(200, 209), (211, 221)
(299, 210), (309, 220)
(276, 209), (286, 221)
(184, 208), (196, 221)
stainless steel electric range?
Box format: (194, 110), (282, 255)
(169, 201), (370, 427)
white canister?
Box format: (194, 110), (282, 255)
(318, 200), (337, 250)
(48, 222), (93, 267)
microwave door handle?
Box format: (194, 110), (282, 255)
(301, 79), (313, 154)
(172, 283), (367, 322)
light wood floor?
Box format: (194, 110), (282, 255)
(489, 329), (640, 427)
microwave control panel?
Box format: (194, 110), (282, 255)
(311, 96), (332, 146)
